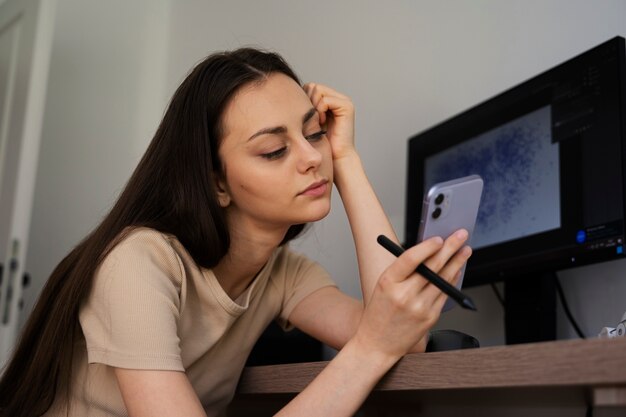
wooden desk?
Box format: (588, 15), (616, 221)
(230, 337), (626, 416)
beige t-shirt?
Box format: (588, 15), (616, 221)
(44, 227), (335, 417)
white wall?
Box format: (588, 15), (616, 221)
(21, 0), (626, 354)
(164, 0), (626, 347)
(21, 0), (171, 325)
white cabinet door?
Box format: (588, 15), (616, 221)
(0, 0), (56, 367)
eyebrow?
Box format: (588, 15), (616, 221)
(247, 108), (318, 141)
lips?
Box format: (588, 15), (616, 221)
(299, 179), (329, 197)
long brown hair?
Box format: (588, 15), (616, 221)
(0, 47), (305, 417)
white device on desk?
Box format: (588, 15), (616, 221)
(598, 311), (626, 338)
(418, 175), (483, 312)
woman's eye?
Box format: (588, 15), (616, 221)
(305, 130), (327, 142)
(261, 147), (287, 160)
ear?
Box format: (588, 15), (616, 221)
(215, 176), (231, 208)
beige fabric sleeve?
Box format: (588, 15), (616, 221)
(277, 250), (337, 330)
(80, 229), (186, 371)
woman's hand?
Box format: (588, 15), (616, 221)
(303, 83), (356, 161)
(352, 230), (472, 362)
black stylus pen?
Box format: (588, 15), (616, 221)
(376, 235), (477, 311)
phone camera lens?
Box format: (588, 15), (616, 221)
(432, 207), (442, 219)
(435, 193), (444, 205)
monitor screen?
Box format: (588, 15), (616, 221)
(405, 36), (626, 288)
(424, 105), (560, 250)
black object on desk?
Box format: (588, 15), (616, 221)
(426, 329), (480, 352)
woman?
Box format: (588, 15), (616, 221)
(0, 48), (471, 417)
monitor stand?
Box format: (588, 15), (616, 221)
(504, 272), (557, 344)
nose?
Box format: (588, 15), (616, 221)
(295, 137), (323, 173)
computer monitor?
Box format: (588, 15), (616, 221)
(405, 36), (626, 344)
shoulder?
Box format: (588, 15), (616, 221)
(98, 227), (186, 288)
(111, 226), (179, 255)
(81, 227), (187, 371)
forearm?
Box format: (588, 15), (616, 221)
(274, 339), (398, 417)
(333, 152), (399, 303)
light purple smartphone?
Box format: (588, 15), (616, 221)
(418, 175), (483, 311)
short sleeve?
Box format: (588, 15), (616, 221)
(79, 229), (186, 371)
(276, 250), (337, 330)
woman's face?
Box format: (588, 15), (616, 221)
(217, 73), (333, 234)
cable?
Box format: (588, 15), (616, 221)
(552, 274), (586, 339)
(490, 274), (586, 339)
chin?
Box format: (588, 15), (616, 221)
(310, 210), (331, 222)
(300, 201), (331, 223)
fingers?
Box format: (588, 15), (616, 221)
(399, 230), (472, 302)
(303, 82), (356, 161)
(379, 236), (444, 284)
(438, 245), (473, 281)
(303, 83), (349, 102)
(425, 245), (472, 306)
(422, 229), (469, 274)
(303, 83), (352, 125)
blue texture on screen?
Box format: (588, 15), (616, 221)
(430, 125), (539, 232)
(424, 106), (560, 248)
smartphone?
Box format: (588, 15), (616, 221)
(418, 175), (483, 311)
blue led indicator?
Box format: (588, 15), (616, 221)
(576, 230), (586, 244)
(617, 246), (623, 254)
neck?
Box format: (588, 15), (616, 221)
(213, 218), (288, 300)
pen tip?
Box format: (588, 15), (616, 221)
(463, 298), (478, 311)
